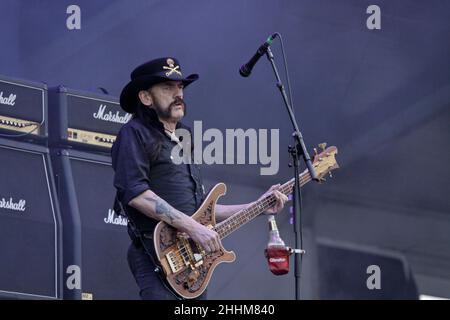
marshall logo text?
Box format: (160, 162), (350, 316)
(0, 92), (17, 106)
(0, 197), (26, 212)
(93, 104), (131, 124)
(104, 209), (128, 226)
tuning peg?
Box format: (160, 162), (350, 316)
(318, 142), (327, 151)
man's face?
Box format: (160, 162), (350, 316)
(146, 81), (186, 121)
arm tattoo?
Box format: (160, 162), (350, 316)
(155, 200), (181, 224)
(143, 194), (181, 225)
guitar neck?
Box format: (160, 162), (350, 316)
(214, 169), (312, 239)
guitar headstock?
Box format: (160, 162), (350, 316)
(312, 143), (339, 181)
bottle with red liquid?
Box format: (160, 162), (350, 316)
(265, 215), (291, 275)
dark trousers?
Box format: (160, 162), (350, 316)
(127, 242), (207, 300)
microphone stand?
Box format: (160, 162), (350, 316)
(265, 46), (319, 300)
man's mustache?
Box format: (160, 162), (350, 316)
(170, 97), (185, 109)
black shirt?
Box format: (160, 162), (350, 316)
(111, 108), (205, 232)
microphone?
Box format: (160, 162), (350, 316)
(239, 34), (277, 77)
(264, 215), (291, 276)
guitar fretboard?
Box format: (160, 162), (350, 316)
(214, 170), (312, 239)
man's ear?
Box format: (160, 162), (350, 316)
(138, 90), (153, 107)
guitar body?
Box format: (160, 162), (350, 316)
(153, 182), (236, 299)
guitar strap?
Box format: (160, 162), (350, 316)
(113, 195), (183, 300)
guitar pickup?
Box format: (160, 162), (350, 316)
(193, 253), (203, 263)
(193, 253), (204, 268)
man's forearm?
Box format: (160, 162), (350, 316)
(129, 190), (222, 252)
(128, 190), (195, 232)
(215, 203), (253, 222)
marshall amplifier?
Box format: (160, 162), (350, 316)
(50, 148), (139, 300)
(0, 75), (48, 143)
(0, 138), (62, 300)
(48, 86), (131, 153)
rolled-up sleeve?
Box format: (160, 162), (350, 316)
(111, 125), (151, 205)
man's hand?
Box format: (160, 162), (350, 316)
(258, 184), (289, 215)
(186, 221), (222, 254)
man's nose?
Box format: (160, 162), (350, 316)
(174, 87), (183, 99)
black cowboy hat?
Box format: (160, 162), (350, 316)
(120, 57), (199, 113)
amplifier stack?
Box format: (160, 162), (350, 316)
(48, 86), (137, 299)
(0, 76), (62, 299)
(0, 76), (137, 300)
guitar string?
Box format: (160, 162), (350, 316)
(220, 154), (334, 235)
(216, 183), (300, 237)
(170, 174), (312, 262)
(216, 174), (311, 238)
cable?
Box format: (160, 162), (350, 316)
(0, 92), (45, 138)
(0, 119), (44, 137)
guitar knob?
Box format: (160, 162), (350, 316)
(328, 172), (333, 178)
(318, 142), (327, 151)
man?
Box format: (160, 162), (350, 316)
(112, 57), (288, 300)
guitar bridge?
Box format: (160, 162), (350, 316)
(165, 234), (207, 274)
(165, 250), (184, 273)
